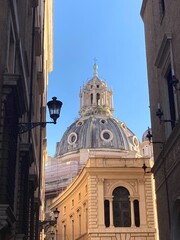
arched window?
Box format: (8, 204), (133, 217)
(104, 200), (110, 227)
(113, 187), (131, 227)
(96, 93), (100, 105)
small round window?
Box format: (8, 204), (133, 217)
(76, 121), (83, 127)
(100, 119), (107, 124)
(68, 132), (77, 145)
(100, 129), (113, 142)
(121, 123), (126, 129)
(103, 132), (110, 140)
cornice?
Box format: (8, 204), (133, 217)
(140, 0), (148, 20)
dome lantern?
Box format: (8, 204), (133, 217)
(79, 65), (114, 117)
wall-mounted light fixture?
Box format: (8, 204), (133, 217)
(18, 97), (63, 134)
(39, 208), (60, 233)
(170, 75), (180, 90)
(156, 104), (177, 124)
(142, 162), (152, 174)
(146, 127), (164, 145)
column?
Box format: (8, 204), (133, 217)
(129, 197), (135, 227)
(109, 197), (114, 227)
(138, 179), (147, 227)
(98, 178), (104, 227)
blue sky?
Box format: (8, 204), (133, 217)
(47, 0), (150, 157)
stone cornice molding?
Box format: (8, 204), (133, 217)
(140, 0), (148, 19)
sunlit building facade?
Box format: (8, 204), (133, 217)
(47, 65), (158, 240)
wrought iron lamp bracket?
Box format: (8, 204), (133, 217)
(156, 107), (177, 125)
(18, 97), (62, 134)
(146, 128), (164, 145)
(18, 121), (55, 134)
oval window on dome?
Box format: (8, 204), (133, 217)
(100, 119), (107, 124)
(76, 120), (84, 127)
(133, 136), (139, 147)
(68, 132), (77, 145)
(121, 123), (126, 129)
(100, 129), (113, 142)
(104, 132), (110, 139)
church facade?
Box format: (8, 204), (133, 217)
(48, 65), (158, 240)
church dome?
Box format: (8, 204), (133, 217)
(55, 64), (141, 158)
(55, 115), (140, 157)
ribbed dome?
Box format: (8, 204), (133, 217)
(55, 64), (141, 158)
(55, 115), (140, 157)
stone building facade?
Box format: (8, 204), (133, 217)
(141, 1), (180, 239)
(0, 0), (53, 239)
(51, 157), (156, 240)
(48, 66), (158, 240)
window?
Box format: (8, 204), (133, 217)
(91, 93), (93, 104)
(71, 220), (74, 240)
(76, 121), (83, 126)
(103, 132), (110, 140)
(71, 135), (76, 142)
(68, 132), (77, 145)
(85, 207), (88, 231)
(63, 225), (66, 240)
(96, 93), (100, 105)
(166, 70), (176, 129)
(160, 0), (165, 13)
(134, 200), (140, 227)
(159, 0), (165, 18)
(8, 26), (15, 73)
(79, 214), (81, 236)
(104, 200), (110, 227)
(113, 187), (131, 227)
(155, 33), (177, 134)
(100, 119), (106, 124)
(100, 129), (113, 142)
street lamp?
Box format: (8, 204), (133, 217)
(18, 97), (63, 134)
(53, 208), (60, 220)
(39, 208), (60, 233)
